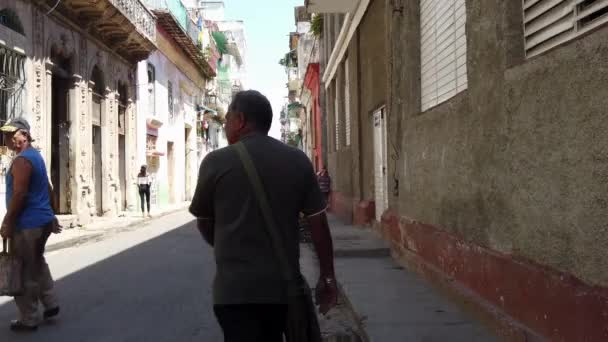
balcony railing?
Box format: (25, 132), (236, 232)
(144, 0), (215, 77)
(143, 0), (197, 42)
(111, 0), (157, 42)
(55, 0), (157, 62)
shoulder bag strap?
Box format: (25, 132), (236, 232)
(234, 142), (296, 287)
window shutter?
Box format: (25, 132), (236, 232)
(420, 0), (467, 111)
(344, 58), (351, 147)
(524, 0), (608, 57)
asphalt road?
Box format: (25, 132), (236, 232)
(0, 211), (223, 342)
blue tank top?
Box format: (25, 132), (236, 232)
(6, 147), (55, 229)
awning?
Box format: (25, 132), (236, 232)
(146, 150), (165, 157)
(212, 31), (228, 54)
(147, 118), (164, 129)
(197, 104), (217, 115)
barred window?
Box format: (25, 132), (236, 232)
(168, 81), (174, 123)
(0, 46), (25, 145)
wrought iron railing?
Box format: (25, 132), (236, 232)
(143, 0), (200, 43)
(111, 0), (157, 42)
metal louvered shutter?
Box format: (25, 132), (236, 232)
(524, 0), (608, 57)
(334, 81), (340, 151)
(420, 0), (468, 112)
(344, 58), (351, 147)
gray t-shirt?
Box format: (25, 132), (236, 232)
(189, 134), (326, 305)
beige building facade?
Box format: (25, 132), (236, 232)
(0, 0), (156, 224)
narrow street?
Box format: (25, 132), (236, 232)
(0, 210), (498, 341)
(0, 212), (223, 341)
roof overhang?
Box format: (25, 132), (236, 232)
(154, 10), (217, 79)
(305, 0), (357, 13)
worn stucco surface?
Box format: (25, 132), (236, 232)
(392, 0), (608, 286)
(326, 0), (388, 215)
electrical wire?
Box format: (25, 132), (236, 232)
(47, 0), (61, 15)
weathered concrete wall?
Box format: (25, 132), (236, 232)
(325, 0), (388, 223)
(393, 0), (608, 287)
(357, 0), (387, 204)
(386, 0), (608, 339)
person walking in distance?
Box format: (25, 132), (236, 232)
(138, 165), (152, 217)
(190, 90), (338, 342)
(0, 118), (60, 332)
(317, 168), (331, 208)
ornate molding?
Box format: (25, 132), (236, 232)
(31, 63), (44, 146)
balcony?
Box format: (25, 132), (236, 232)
(144, 0), (216, 78)
(51, 0), (156, 62)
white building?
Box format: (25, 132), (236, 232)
(136, 2), (214, 210)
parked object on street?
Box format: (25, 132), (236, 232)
(0, 118), (60, 332)
(0, 238), (22, 297)
(138, 165), (152, 217)
(190, 90), (338, 342)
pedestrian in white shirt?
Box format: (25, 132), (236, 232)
(137, 165), (151, 217)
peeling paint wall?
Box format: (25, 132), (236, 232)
(389, 0), (608, 287)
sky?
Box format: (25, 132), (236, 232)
(223, 0), (305, 139)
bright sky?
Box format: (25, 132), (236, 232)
(224, 0), (305, 139)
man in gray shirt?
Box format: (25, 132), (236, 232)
(189, 90), (337, 342)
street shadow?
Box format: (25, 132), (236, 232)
(0, 222), (223, 342)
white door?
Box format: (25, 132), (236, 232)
(373, 108), (388, 221)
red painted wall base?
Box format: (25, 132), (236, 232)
(379, 210), (608, 341)
(329, 191), (375, 226)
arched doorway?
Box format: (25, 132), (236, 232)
(90, 65), (104, 216)
(50, 46), (73, 214)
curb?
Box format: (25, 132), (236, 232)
(46, 204), (191, 253)
(336, 283), (370, 342)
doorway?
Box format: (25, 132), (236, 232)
(50, 51), (72, 214)
(92, 125), (102, 216)
(90, 65), (104, 216)
(373, 107), (388, 222)
(167, 142), (175, 204)
(184, 127), (192, 201)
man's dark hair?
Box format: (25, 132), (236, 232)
(229, 90), (273, 133)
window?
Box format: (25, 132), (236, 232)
(168, 81), (174, 122)
(0, 9), (24, 35)
(117, 82), (127, 135)
(0, 46), (25, 146)
(344, 58), (351, 147)
(523, 0), (608, 57)
(420, 0), (467, 111)
(147, 64), (155, 116)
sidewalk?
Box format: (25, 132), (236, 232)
(48, 202), (191, 252)
(321, 215), (498, 342)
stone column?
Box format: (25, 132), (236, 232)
(126, 98), (138, 211)
(67, 74), (92, 224)
(102, 87), (119, 216)
(43, 62), (53, 169)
